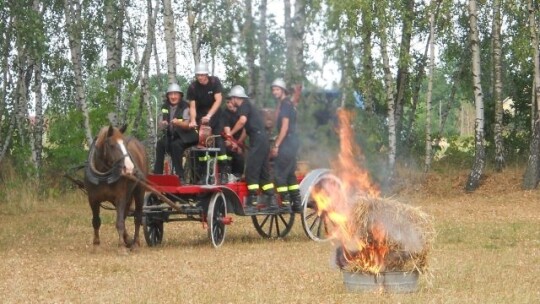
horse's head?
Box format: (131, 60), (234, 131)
(94, 125), (135, 175)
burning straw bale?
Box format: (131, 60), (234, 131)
(336, 195), (435, 274)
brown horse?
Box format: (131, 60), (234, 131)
(84, 125), (148, 252)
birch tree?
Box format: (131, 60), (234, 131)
(492, 0), (504, 172)
(360, 1), (375, 114)
(243, 0), (256, 96)
(63, 0), (93, 144)
(104, 0), (126, 114)
(1, 4), (16, 164)
(394, 0), (414, 141)
(186, 0), (201, 65)
(284, 0), (306, 89)
(465, 0), (486, 192)
(141, 0), (159, 165)
(376, 1), (397, 184)
(424, 0), (436, 173)
(256, 0), (269, 105)
(29, 0), (45, 177)
(522, 0), (540, 189)
(163, 0), (177, 83)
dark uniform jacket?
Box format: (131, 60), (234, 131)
(161, 100), (198, 145)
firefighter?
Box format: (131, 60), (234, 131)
(222, 96), (246, 181)
(186, 62), (228, 183)
(226, 85), (278, 213)
(270, 78), (302, 212)
(153, 83), (199, 183)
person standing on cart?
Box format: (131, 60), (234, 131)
(226, 85), (278, 213)
(222, 96), (246, 181)
(153, 83), (199, 183)
(186, 62), (228, 183)
(270, 78), (301, 212)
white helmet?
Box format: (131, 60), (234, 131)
(271, 78), (288, 92)
(228, 85), (249, 99)
(167, 83), (183, 94)
(194, 62), (209, 75)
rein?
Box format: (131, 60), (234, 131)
(122, 172), (183, 211)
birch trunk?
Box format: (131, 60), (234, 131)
(424, 2), (436, 173)
(0, 14), (13, 164)
(29, 0), (44, 177)
(256, 0), (268, 105)
(64, 0), (93, 145)
(163, 0), (177, 83)
(360, 2), (374, 113)
(0, 117), (15, 162)
(492, 0), (505, 172)
(522, 0), (540, 189)
(31, 60), (43, 177)
(120, 9), (144, 126)
(378, 15), (396, 185)
(465, 0), (486, 192)
(104, 0), (126, 114)
(187, 0), (201, 65)
(141, 0), (159, 164)
(243, 0), (256, 96)
(284, 0), (292, 83)
(14, 52), (30, 146)
(394, 0), (414, 141)
(284, 0), (306, 86)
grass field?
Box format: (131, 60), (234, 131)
(0, 167), (539, 303)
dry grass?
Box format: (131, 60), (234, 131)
(1, 167), (539, 303)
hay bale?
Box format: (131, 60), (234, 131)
(338, 195), (435, 274)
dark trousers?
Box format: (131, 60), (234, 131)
(245, 132), (272, 191)
(154, 136), (189, 177)
(274, 136), (299, 188)
(229, 150), (245, 176)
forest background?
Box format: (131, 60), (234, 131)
(2, 0), (540, 198)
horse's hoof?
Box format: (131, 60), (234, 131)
(117, 247), (129, 256)
(90, 245), (101, 254)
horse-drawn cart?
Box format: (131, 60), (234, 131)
(68, 125), (341, 249)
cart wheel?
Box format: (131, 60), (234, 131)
(143, 193), (164, 246)
(207, 191), (227, 248)
(301, 173), (342, 242)
(251, 213), (295, 239)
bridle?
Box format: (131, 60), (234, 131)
(85, 137), (133, 185)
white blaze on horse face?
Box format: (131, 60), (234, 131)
(118, 139), (135, 175)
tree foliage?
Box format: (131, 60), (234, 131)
(1, 0), (540, 194)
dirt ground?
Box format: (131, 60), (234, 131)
(0, 168), (539, 303)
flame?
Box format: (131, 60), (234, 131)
(313, 109), (388, 273)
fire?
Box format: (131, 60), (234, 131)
(313, 109), (388, 273)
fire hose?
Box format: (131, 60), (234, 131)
(221, 131), (246, 153)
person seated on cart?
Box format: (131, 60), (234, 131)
(222, 96), (246, 182)
(226, 85), (279, 213)
(153, 83), (199, 183)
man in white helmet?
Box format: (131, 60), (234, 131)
(153, 83), (198, 183)
(270, 78), (301, 212)
(227, 85), (279, 214)
(186, 62), (228, 183)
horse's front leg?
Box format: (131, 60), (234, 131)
(90, 201), (101, 246)
(115, 199), (129, 254)
(131, 189), (144, 250)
